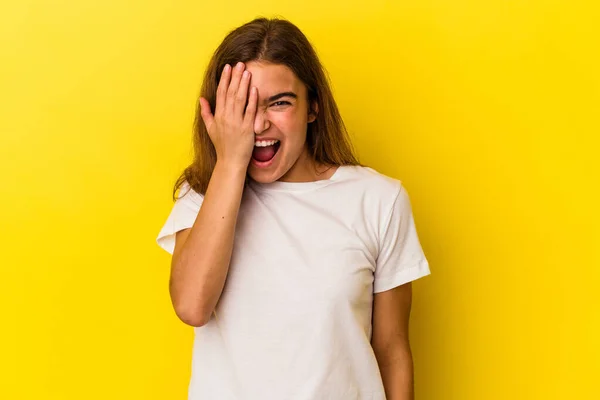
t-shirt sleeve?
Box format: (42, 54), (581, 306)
(374, 184), (431, 293)
(156, 181), (204, 255)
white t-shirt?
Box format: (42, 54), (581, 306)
(156, 165), (431, 400)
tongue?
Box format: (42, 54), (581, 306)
(253, 145), (276, 162)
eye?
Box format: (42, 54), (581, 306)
(271, 101), (291, 107)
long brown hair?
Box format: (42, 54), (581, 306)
(173, 17), (362, 200)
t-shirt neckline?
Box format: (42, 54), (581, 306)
(248, 165), (350, 192)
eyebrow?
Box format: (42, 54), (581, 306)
(263, 92), (298, 104)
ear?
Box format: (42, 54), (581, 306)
(308, 101), (319, 123)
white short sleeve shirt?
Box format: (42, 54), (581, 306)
(157, 165), (431, 400)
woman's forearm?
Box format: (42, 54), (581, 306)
(376, 345), (415, 400)
(170, 161), (247, 326)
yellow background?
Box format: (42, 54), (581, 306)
(1, 1), (598, 399)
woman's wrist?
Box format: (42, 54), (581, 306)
(213, 160), (248, 181)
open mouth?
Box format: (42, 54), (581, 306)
(252, 140), (281, 164)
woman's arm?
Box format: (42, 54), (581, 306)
(170, 162), (246, 327)
(170, 62), (257, 327)
(371, 282), (415, 400)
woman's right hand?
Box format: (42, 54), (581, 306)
(199, 62), (258, 170)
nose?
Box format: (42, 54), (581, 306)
(253, 109), (270, 134)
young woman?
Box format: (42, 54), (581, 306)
(156, 17), (430, 400)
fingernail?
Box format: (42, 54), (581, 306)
(236, 62), (244, 69)
(224, 64), (230, 72)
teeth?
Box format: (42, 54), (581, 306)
(254, 139), (279, 147)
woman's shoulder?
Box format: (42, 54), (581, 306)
(340, 165), (405, 198)
(176, 180), (205, 207)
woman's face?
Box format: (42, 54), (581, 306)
(243, 61), (318, 183)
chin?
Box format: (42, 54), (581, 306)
(247, 168), (282, 184)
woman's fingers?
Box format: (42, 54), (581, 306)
(204, 61), (257, 166)
(243, 86), (258, 126)
(199, 97), (213, 132)
(226, 62), (246, 112)
(215, 64), (231, 115)
(234, 69), (251, 116)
